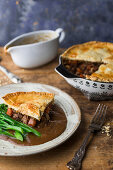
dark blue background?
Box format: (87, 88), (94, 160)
(0, 0), (113, 47)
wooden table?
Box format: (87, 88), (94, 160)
(0, 48), (112, 170)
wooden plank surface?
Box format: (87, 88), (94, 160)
(0, 47), (112, 170)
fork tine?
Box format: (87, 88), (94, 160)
(91, 104), (103, 123)
(95, 105), (107, 125)
(99, 105), (108, 126)
(92, 104), (107, 127)
(91, 104), (100, 123)
(95, 104), (105, 124)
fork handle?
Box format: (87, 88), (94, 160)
(67, 130), (93, 170)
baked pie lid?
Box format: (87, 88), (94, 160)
(2, 92), (54, 121)
(61, 41), (113, 63)
(61, 41), (113, 82)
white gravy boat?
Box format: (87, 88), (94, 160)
(4, 28), (65, 68)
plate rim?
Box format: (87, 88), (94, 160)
(0, 83), (81, 156)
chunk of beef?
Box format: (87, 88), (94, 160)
(22, 115), (29, 124)
(12, 112), (22, 121)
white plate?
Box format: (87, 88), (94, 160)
(0, 83), (81, 156)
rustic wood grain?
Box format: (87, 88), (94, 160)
(0, 47), (112, 170)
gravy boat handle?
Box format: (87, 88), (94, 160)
(55, 28), (65, 43)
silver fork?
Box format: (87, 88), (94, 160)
(67, 104), (108, 170)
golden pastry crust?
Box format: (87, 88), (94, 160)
(61, 41), (113, 82)
(62, 41), (113, 63)
(2, 92), (54, 121)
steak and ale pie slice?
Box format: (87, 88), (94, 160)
(2, 92), (54, 127)
(61, 41), (113, 82)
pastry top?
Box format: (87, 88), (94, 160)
(2, 91), (54, 121)
(61, 41), (113, 82)
(61, 41), (113, 64)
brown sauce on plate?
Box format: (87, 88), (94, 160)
(0, 104), (67, 146)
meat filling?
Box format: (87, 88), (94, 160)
(62, 59), (102, 78)
(6, 104), (52, 127)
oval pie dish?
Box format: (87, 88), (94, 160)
(55, 41), (113, 100)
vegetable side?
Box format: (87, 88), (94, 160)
(0, 104), (41, 141)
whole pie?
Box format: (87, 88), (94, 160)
(61, 41), (113, 82)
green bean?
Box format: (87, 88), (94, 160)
(0, 128), (15, 138)
(14, 131), (23, 141)
(0, 104), (41, 141)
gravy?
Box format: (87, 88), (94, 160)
(19, 33), (54, 45)
(0, 104), (67, 146)
(6, 33), (55, 49)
